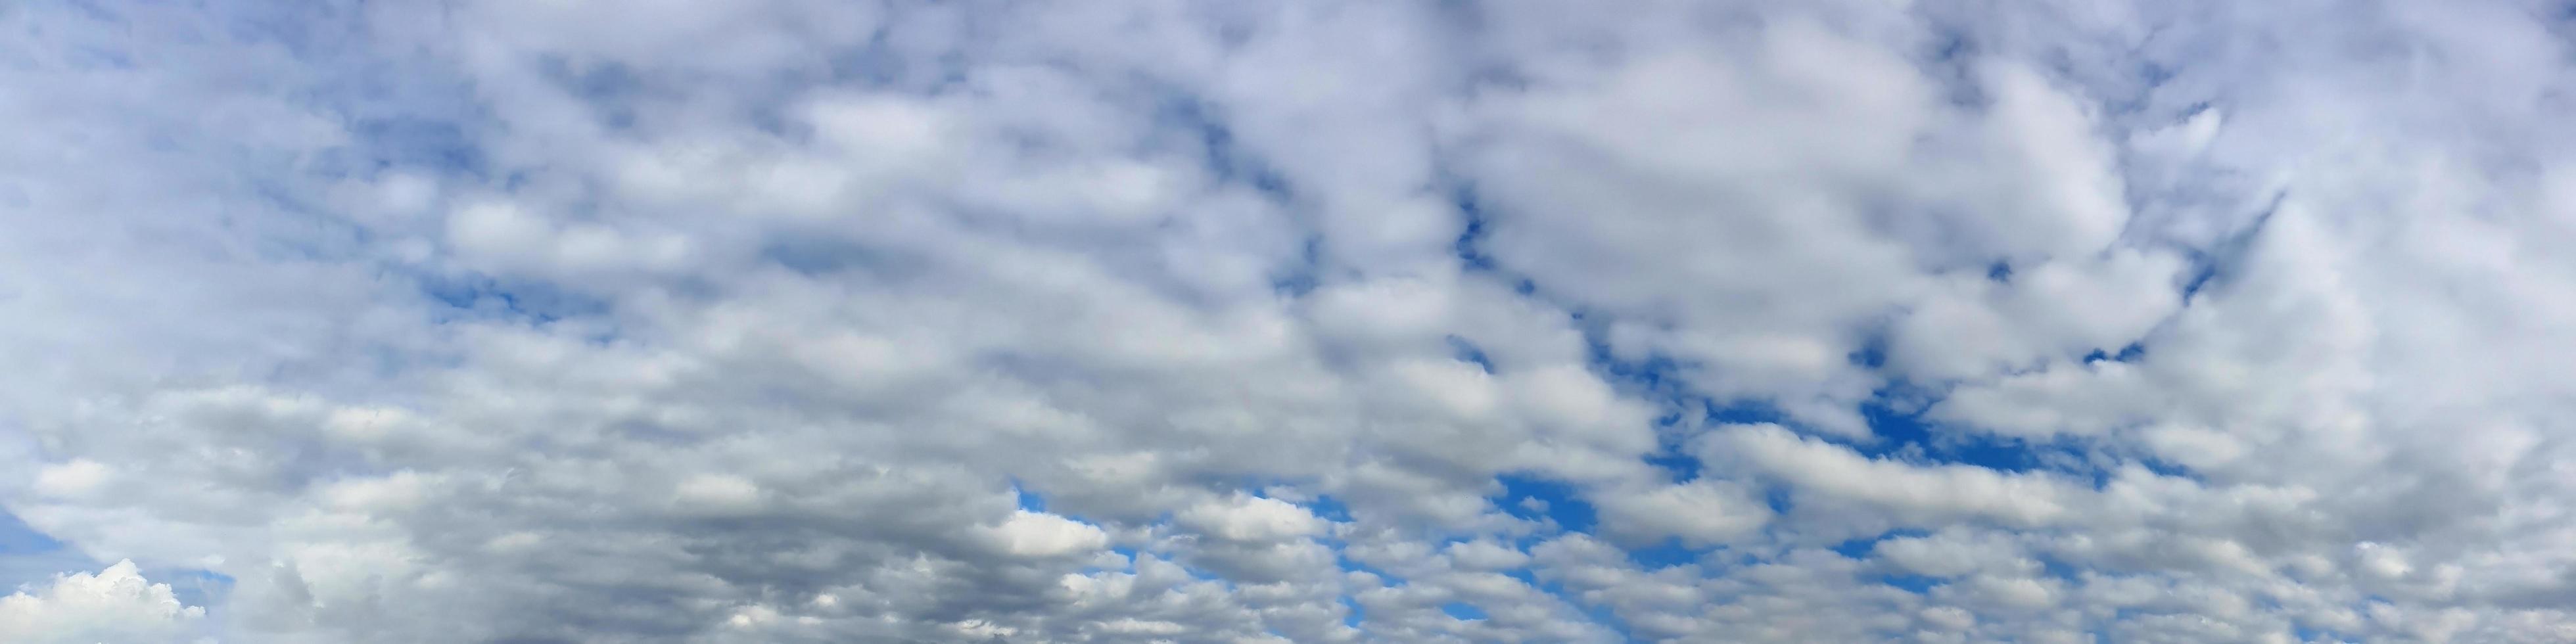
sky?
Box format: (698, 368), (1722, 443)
(5, 0), (2576, 642)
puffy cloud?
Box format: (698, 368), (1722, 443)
(986, 511), (1109, 559)
(6, 0), (2576, 641)
(0, 561), (207, 644)
(1710, 423), (2082, 529)
(1177, 494), (1331, 543)
(1592, 480), (1771, 547)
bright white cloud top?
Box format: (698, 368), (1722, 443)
(3, 1), (2575, 642)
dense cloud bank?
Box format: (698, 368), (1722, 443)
(8, 1), (2576, 642)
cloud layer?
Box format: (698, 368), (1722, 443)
(8, 1), (2576, 642)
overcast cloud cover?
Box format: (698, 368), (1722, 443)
(7, 0), (2576, 642)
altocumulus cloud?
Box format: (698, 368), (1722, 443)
(6, 1), (2576, 643)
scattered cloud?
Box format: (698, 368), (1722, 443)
(7, 0), (2576, 641)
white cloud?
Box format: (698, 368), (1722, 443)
(672, 474), (764, 515)
(30, 460), (113, 499)
(1176, 494), (1330, 543)
(1709, 424), (2081, 528)
(1443, 540), (1531, 572)
(987, 511), (1108, 559)
(6, 0), (2576, 641)
(0, 561), (206, 644)
(1593, 480), (1771, 547)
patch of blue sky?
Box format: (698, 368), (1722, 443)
(824, 38), (912, 89)
(0, 510), (101, 593)
(1300, 494), (1354, 523)
(0, 510), (66, 555)
(1537, 257), (2155, 488)
(2037, 554), (2084, 583)
(757, 235), (938, 281)
(1440, 601), (1488, 621)
(418, 273), (611, 328)
(1155, 95), (1293, 204)
(2178, 190), (2285, 302)
(536, 55), (645, 131)
(1440, 185), (1545, 295)
(2082, 342), (2148, 364)
(1578, 324), (1695, 402)
(1879, 573), (1943, 594)
(1010, 484), (1142, 539)
(1445, 335), (1495, 373)
(1491, 474), (1595, 534)
(1827, 530), (1956, 594)
(1271, 237), (1321, 297)
(1447, 185), (1501, 273)
(145, 566), (235, 610)
(1010, 482), (1048, 513)
(2296, 625), (2354, 643)
(1829, 530), (1930, 561)
(1625, 538), (1703, 570)
(342, 116), (487, 178)
(1854, 398), (2053, 473)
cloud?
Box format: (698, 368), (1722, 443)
(1177, 494), (1332, 543)
(1711, 423), (2082, 529)
(1591, 480), (1771, 547)
(0, 561), (207, 644)
(986, 511), (1110, 559)
(6, 0), (2576, 641)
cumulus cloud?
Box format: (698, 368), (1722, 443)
(1712, 423), (2084, 529)
(6, 0), (2576, 641)
(1593, 480), (1771, 547)
(0, 561), (207, 644)
(1177, 494), (1331, 543)
(987, 511), (1110, 559)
